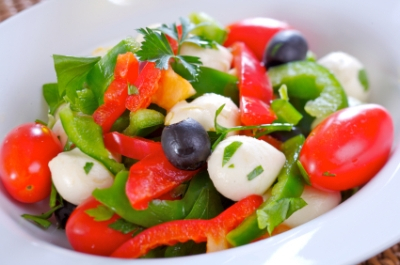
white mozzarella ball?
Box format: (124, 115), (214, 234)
(180, 43), (233, 72)
(318, 51), (369, 102)
(49, 148), (114, 205)
(52, 119), (68, 147)
(165, 93), (240, 133)
(207, 135), (286, 201)
(284, 186), (341, 228)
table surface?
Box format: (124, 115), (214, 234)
(0, 1), (399, 265)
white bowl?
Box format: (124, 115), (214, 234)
(1, 0), (400, 264)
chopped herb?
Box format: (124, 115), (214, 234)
(128, 84), (139, 95)
(322, 171), (336, 177)
(108, 218), (143, 235)
(21, 203), (63, 229)
(222, 141), (242, 166)
(135, 17), (215, 81)
(278, 84), (289, 100)
(85, 205), (114, 221)
(83, 162), (94, 174)
(358, 68), (369, 91)
(228, 164), (235, 168)
(247, 165), (264, 181)
(35, 119), (47, 126)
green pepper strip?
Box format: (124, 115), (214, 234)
(226, 134), (306, 247)
(123, 108), (165, 137)
(59, 107), (125, 175)
(93, 170), (222, 228)
(268, 61), (348, 118)
(188, 12), (228, 44)
(172, 64), (239, 106)
(86, 37), (140, 106)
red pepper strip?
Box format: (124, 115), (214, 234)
(111, 194), (263, 258)
(93, 52), (139, 133)
(125, 62), (161, 112)
(166, 25), (182, 55)
(103, 131), (163, 160)
(224, 17), (290, 61)
(231, 42), (276, 126)
(125, 151), (199, 210)
(240, 96), (277, 126)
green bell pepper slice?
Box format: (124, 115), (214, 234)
(173, 64), (239, 105)
(188, 12), (228, 44)
(86, 37), (140, 106)
(123, 108), (165, 137)
(226, 134), (306, 247)
(93, 170), (222, 228)
(59, 107), (125, 175)
(268, 61), (348, 118)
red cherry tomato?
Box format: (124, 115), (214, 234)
(299, 104), (394, 191)
(66, 197), (134, 256)
(224, 17), (291, 61)
(0, 122), (62, 203)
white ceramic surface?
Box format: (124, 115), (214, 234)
(1, 0), (400, 264)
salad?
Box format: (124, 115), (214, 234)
(0, 12), (394, 259)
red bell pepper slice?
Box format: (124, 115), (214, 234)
(125, 62), (161, 112)
(231, 42), (276, 126)
(125, 151), (199, 210)
(240, 96), (277, 125)
(111, 194), (263, 258)
(224, 17), (290, 61)
(93, 52), (139, 133)
(103, 131), (163, 160)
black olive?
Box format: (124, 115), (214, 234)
(55, 201), (77, 229)
(270, 126), (303, 142)
(263, 30), (308, 69)
(161, 118), (211, 170)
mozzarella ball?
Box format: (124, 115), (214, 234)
(180, 43), (233, 72)
(49, 148), (114, 205)
(283, 186), (341, 228)
(52, 119), (68, 147)
(208, 135), (286, 201)
(165, 93), (240, 133)
(318, 51), (369, 102)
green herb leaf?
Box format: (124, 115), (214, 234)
(43, 83), (65, 115)
(84, 162), (94, 174)
(21, 203), (63, 229)
(53, 55), (100, 113)
(108, 218), (143, 235)
(223, 141), (242, 167)
(322, 171), (336, 177)
(358, 68), (369, 91)
(85, 205), (114, 221)
(228, 164), (235, 168)
(247, 165), (264, 181)
(175, 55), (202, 80)
(135, 27), (174, 70)
(257, 197), (307, 233)
(128, 84), (139, 95)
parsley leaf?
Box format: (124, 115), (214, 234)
(247, 165), (264, 181)
(84, 162), (94, 174)
(135, 27), (174, 70)
(135, 17), (215, 81)
(108, 218), (143, 235)
(223, 141), (242, 166)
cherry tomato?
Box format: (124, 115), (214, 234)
(298, 104), (393, 191)
(66, 197), (134, 256)
(0, 122), (62, 203)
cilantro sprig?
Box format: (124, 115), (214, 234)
(135, 17), (215, 80)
